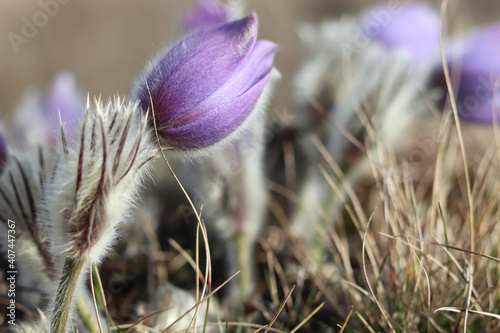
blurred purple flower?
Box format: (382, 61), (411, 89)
(46, 71), (83, 142)
(182, 0), (229, 32)
(435, 25), (500, 123)
(133, 15), (277, 151)
(358, 2), (440, 64)
(13, 72), (83, 146)
(0, 124), (7, 170)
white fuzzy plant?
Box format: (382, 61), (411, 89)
(43, 97), (156, 332)
(290, 17), (434, 244)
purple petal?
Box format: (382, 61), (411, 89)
(437, 25), (500, 123)
(46, 72), (83, 142)
(136, 15), (258, 123)
(182, 0), (228, 32)
(161, 41), (276, 149)
(359, 2), (440, 63)
(173, 41), (276, 126)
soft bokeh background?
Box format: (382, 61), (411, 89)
(0, 0), (498, 119)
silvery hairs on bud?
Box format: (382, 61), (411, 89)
(45, 96), (156, 264)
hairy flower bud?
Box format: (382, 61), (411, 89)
(132, 15), (277, 154)
(47, 97), (156, 261)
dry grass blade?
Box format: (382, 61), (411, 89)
(89, 263), (104, 333)
(160, 270), (240, 333)
(188, 221), (212, 333)
(168, 238), (204, 280)
(439, 0), (475, 262)
(464, 266), (474, 333)
(125, 309), (174, 333)
(141, 212), (168, 285)
(289, 302), (325, 333)
(260, 240), (280, 306)
(202, 322), (287, 333)
(311, 135), (368, 227)
(115, 323), (161, 332)
(430, 112), (453, 231)
(355, 311), (377, 333)
(337, 306), (353, 333)
(405, 236), (431, 332)
(147, 80), (213, 333)
(434, 307), (500, 321)
(361, 211), (396, 332)
(258, 285), (295, 333)
(380, 233), (500, 263)
(307, 96), (365, 153)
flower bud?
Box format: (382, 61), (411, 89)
(132, 15), (277, 153)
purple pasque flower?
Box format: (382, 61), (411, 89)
(133, 14), (277, 151)
(182, 0), (229, 32)
(433, 25), (500, 123)
(358, 2), (440, 64)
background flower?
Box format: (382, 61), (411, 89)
(433, 25), (500, 123)
(358, 2), (440, 64)
(181, 0), (229, 32)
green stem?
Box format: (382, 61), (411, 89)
(76, 291), (100, 333)
(50, 256), (86, 333)
(236, 232), (252, 299)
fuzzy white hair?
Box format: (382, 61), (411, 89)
(45, 96), (157, 263)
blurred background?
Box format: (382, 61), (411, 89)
(0, 0), (498, 119)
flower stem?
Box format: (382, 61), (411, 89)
(76, 291), (100, 333)
(236, 232), (252, 298)
(50, 256), (86, 333)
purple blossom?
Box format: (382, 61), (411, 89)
(358, 2), (440, 64)
(133, 15), (277, 151)
(434, 25), (500, 123)
(182, 0), (229, 32)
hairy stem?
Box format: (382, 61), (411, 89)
(50, 256), (86, 333)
